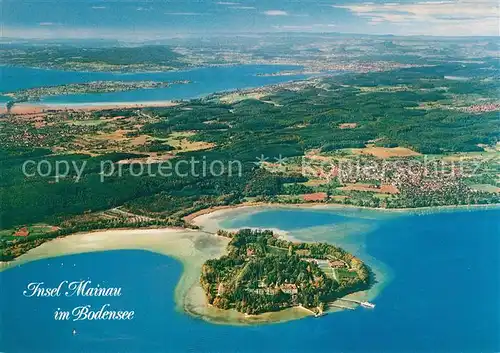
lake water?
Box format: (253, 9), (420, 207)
(1, 207), (499, 353)
(0, 65), (308, 105)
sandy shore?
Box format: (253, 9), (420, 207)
(0, 101), (178, 115)
(187, 202), (500, 229)
(183, 202), (266, 223)
(5, 203), (495, 325)
(0, 226), (314, 325)
(0, 228), (206, 269)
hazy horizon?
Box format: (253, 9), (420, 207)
(3, 0), (499, 40)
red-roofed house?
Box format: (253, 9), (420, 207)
(14, 227), (30, 237)
(280, 283), (298, 295)
(301, 192), (328, 202)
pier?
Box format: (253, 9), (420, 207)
(329, 303), (355, 310)
(333, 298), (376, 309)
(337, 298), (362, 304)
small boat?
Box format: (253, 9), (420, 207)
(360, 301), (375, 309)
(72, 329), (77, 335)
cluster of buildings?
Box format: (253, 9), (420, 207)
(244, 257), (352, 297)
(303, 156), (474, 196)
(460, 103), (500, 114)
(13, 227), (30, 237)
(304, 257), (349, 269)
(247, 282), (299, 296)
(2, 113), (90, 149)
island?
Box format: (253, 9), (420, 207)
(200, 229), (371, 316)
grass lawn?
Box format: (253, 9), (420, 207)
(469, 184), (500, 193)
(373, 193), (393, 199)
(0, 224), (55, 239)
(65, 119), (107, 126)
(267, 245), (288, 255)
(0, 229), (14, 238)
(337, 268), (358, 279)
(317, 263), (336, 279)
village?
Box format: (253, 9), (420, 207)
(273, 148), (500, 208)
(243, 256), (353, 298)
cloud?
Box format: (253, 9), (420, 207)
(216, 2), (255, 10)
(230, 6), (256, 10)
(91, 6), (106, 10)
(273, 23), (337, 31)
(262, 10), (288, 16)
(333, 0), (499, 35)
(334, 1), (496, 18)
(164, 12), (206, 16)
(273, 25), (314, 30)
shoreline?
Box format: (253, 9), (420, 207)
(0, 101), (179, 115)
(0, 62), (290, 75)
(0, 62), (309, 117)
(185, 201), (500, 226)
(2, 202), (498, 326)
(187, 202), (500, 310)
(0, 226), (315, 325)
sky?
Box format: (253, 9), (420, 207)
(2, 0), (499, 39)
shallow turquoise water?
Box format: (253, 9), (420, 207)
(0, 65), (309, 104)
(1, 208), (499, 353)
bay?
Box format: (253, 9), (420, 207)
(0, 65), (309, 104)
(1, 208), (499, 353)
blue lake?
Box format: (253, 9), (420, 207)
(0, 65), (309, 104)
(1, 208), (499, 353)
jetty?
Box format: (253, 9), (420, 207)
(337, 298), (376, 309)
(337, 298), (361, 304)
(329, 303), (355, 310)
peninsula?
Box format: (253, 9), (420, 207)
(0, 211), (376, 325)
(6, 80), (191, 103)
